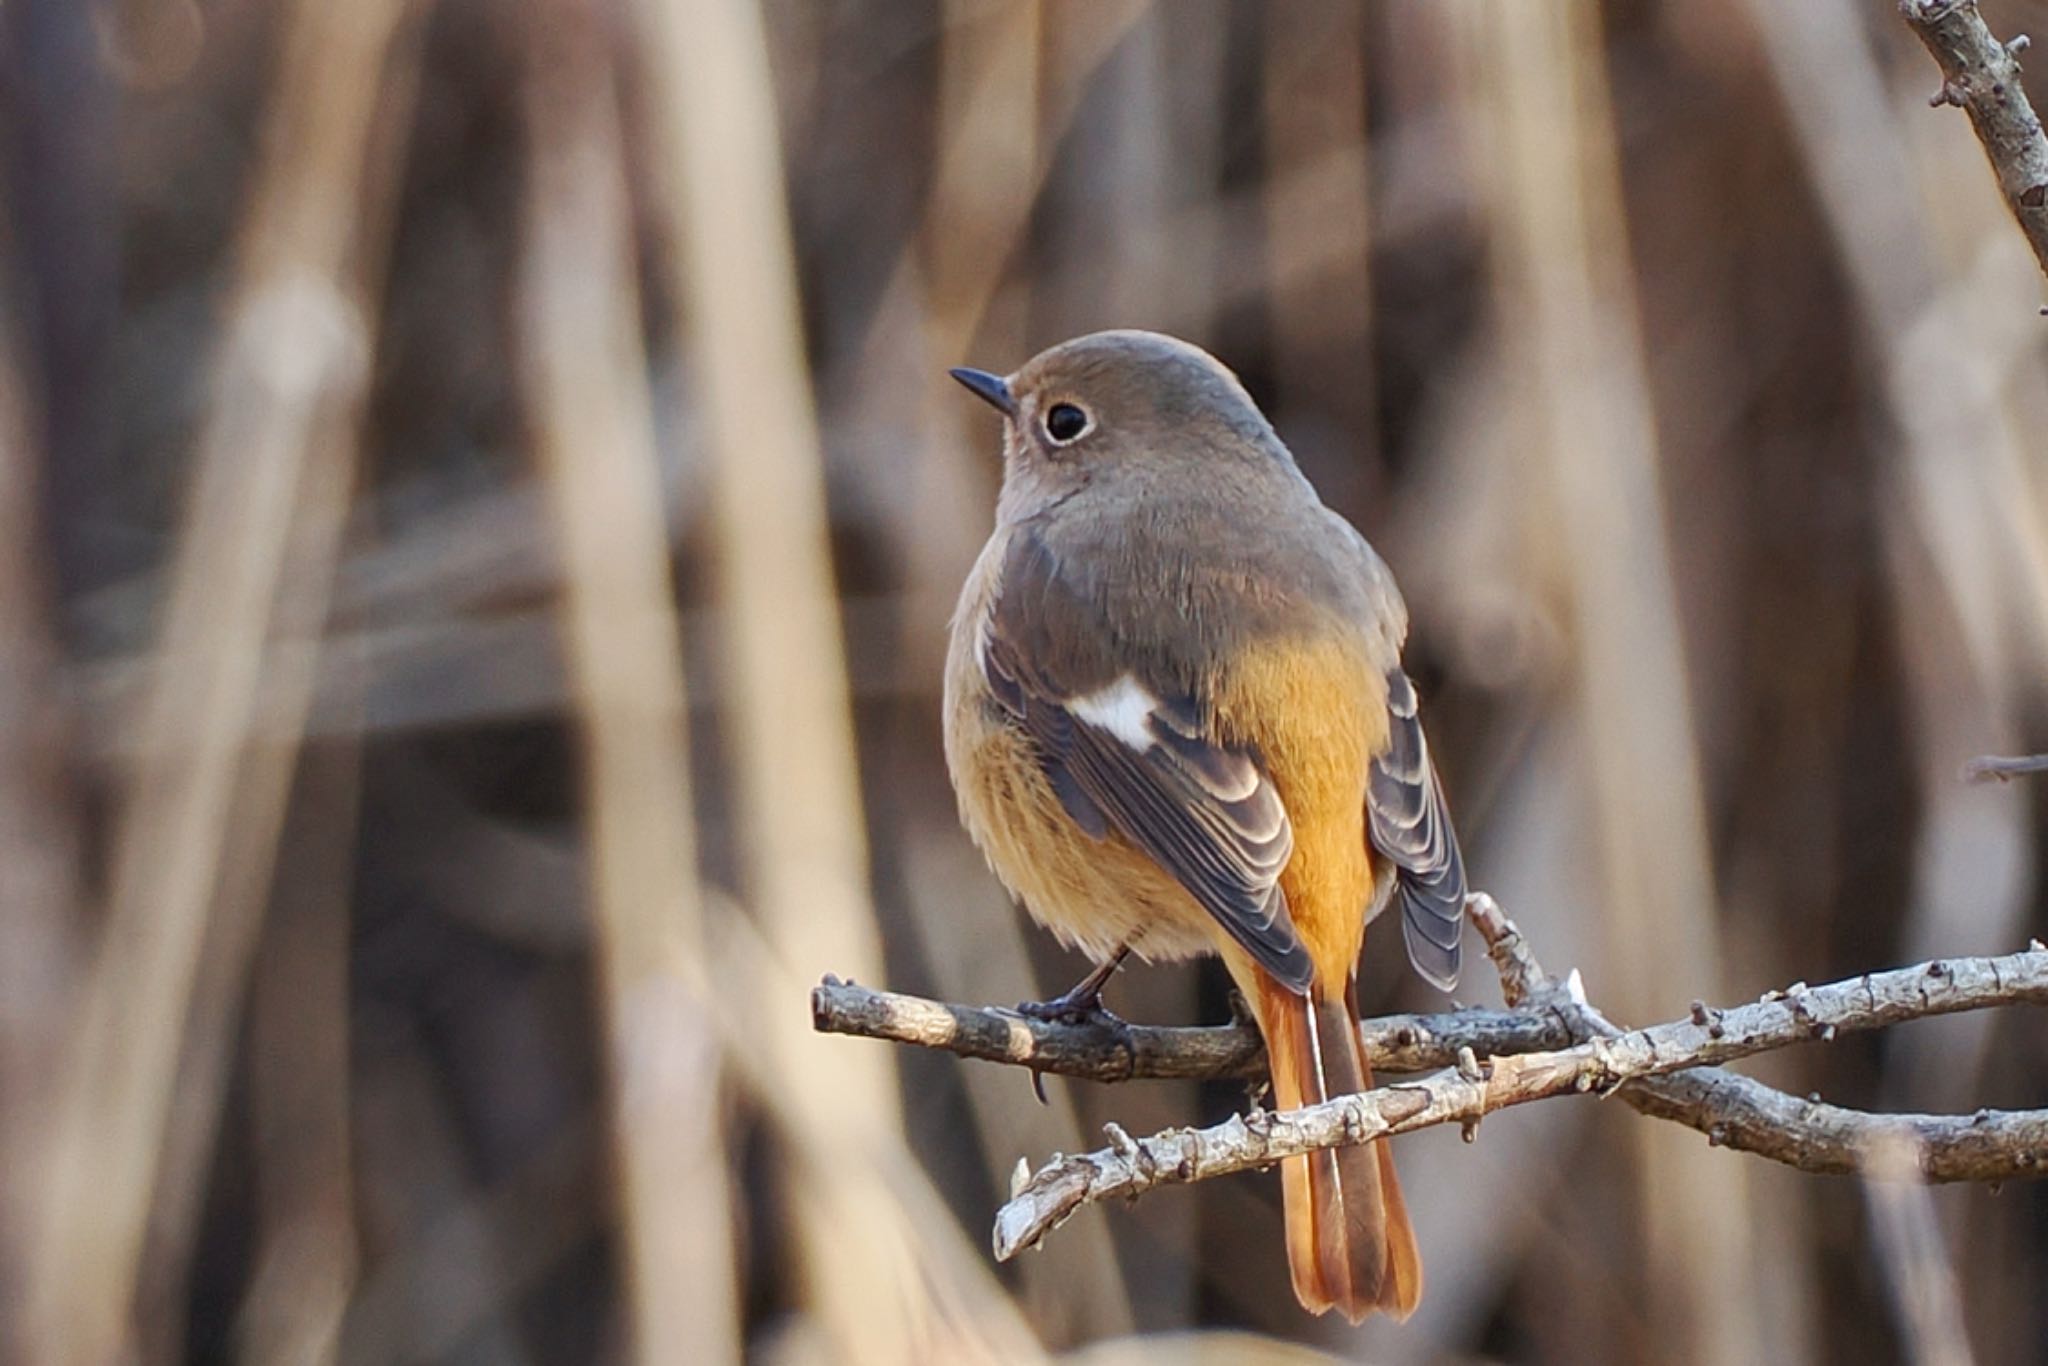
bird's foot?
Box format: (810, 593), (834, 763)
(1013, 990), (1126, 1028)
(1015, 946), (1131, 1026)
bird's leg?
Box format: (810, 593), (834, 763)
(1016, 945), (1131, 1024)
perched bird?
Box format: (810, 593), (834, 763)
(943, 330), (1467, 1323)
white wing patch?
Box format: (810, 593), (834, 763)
(1069, 674), (1160, 751)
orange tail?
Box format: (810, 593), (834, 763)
(1258, 976), (1422, 1322)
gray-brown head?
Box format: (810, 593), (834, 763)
(951, 330), (1304, 522)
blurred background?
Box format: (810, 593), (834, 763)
(3, 0), (2046, 1361)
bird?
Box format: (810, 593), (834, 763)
(942, 330), (1467, 1323)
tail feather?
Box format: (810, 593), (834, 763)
(1260, 978), (1422, 1322)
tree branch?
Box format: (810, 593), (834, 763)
(808, 891), (2048, 1262)
(809, 977), (1572, 1081)
(1464, 895), (2048, 1181)
(1901, 0), (2048, 283)
(1963, 751), (2048, 782)
(1614, 1065), (2047, 1182)
(989, 921), (2048, 1259)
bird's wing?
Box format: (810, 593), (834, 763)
(1366, 668), (1466, 990)
(983, 530), (1313, 993)
(1312, 509), (1467, 990)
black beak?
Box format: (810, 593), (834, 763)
(949, 367), (1017, 418)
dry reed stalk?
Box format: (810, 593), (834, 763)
(518, 6), (738, 1361)
(853, 0), (1147, 674)
(706, 906), (1048, 1366)
(0, 286), (83, 1365)
(1746, 0), (2042, 747)
(1893, 31), (2048, 1349)
(925, 0), (1046, 357)
(1744, 0), (2039, 1112)
(131, 14), (429, 1351)
(633, 0), (888, 1088)
(631, 0), (975, 1357)
(1362, 41), (1605, 1348)
(131, 429), (364, 1365)
(1863, 1133), (1975, 1366)
(22, 0), (411, 1359)
(1747, 12), (2043, 1341)
(973, 134), (1455, 367)
(863, 0), (1049, 652)
(1893, 0), (2048, 980)
(895, 836), (1135, 1345)
(1458, 5), (1764, 1362)
(340, 1054), (597, 1363)
(895, 0), (1153, 354)
(235, 738), (364, 1366)
(71, 474), (555, 678)
(77, 592), (949, 752)
(1263, 3), (1377, 487)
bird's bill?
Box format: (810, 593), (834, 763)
(948, 366), (1017, 418)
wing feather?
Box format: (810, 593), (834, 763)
(983, 535), (1312, 992)
(1367, 669), (1467, 990)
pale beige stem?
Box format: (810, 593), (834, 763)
(24, 1), (410, 1358)
(236, 740), (364, 1366)
(630, 0), (959, 1358)
(1745, 0), (2041, 1113)
(0, 260), (83, 1366)
(518, 9), (738, 1361)
(1457, 5), (1762, 1362)
(1263, 2), (1377, 489)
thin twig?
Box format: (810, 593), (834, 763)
(988, 928), (2048, 1259)
(1862, 1133), (1974, 1366)
(1619, 1066), (2047, 1183)
(1468, 898), (2048, 1176)
(1901, 0), (2048, 284)
(813, 893), (2048, 1259)
(1962, 751), (2048, 782)
(810, 895), (1577, 1082)
(809, 976), (1572, 1082)
(1469, 898), (2048, 1177)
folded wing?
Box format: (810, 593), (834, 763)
(1366, 669), (1466, 990)
(982, 535), (1313, 993)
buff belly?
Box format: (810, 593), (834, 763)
(942, 548), (1222, 965)
(945, 693), (1225, 964)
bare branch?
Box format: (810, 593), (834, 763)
(1616, 1064), (2048, 1183)
(1465, 898), (2048, 1182)
(1900, 0), (2048, 283)
(1469, 890), (1553, 1007)
(809, 976), (1572, 1082)
(809, 892), (1581, 1083)
(989, 936), (2048, 1259)
(1963, 751), (2048, 782)
(810, 890), (2047, 1263)
(817, 958), (2048, 1188)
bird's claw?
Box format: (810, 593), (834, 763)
(1013, 992), (1125, 1028)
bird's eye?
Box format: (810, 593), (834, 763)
(1044, 402), (1090, 444)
